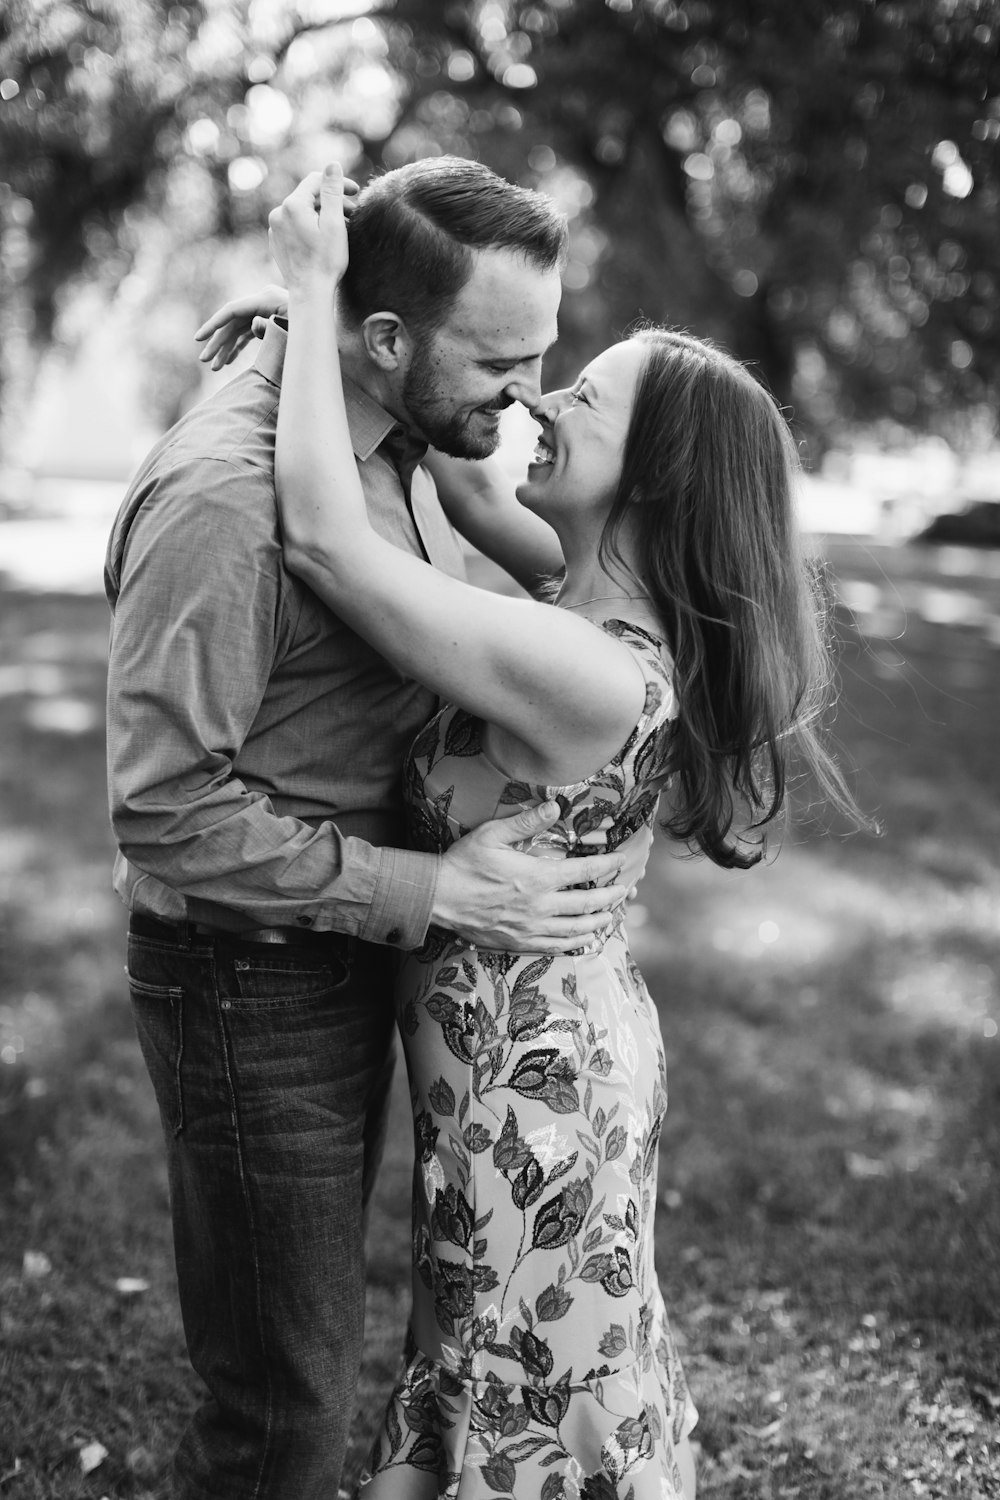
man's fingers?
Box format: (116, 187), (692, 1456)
(539, 852), (623, 890)
(527, 914), (615, 943)
(488, 800), (561, 847)
(549, 884), (628, 917)
(570, 851), (624, 883)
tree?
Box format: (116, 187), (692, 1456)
(1, 0), (997, 453)
(372, 0), (1000, 450)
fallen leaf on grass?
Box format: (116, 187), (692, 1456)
(845, 1151), (891, 1178)
(79, 1442), (108, 1475)
(687, 1301), (717, 1323)
(738, 1417), (784, 1442)
(22, 1250), (51, 1278)
(115, 1277), (150, 1295)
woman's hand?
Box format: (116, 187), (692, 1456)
(195, 285), (289, 370)
(194, 167), (357, 369)
(267, 164), (354, 300)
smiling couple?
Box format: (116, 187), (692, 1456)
(106, 154), (853, 1500)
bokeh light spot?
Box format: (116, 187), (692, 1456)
(228, 156), (266, 193)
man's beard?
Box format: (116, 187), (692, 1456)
(402, 343), (510, 460)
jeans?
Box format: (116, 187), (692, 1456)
(127, 915), (398, 1500)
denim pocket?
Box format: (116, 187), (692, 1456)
(127, 969), (185, 1135)
(230, 952), (351, 1007)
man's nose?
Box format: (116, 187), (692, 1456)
(503, 359), (545, 409)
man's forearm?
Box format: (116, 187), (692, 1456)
(111, 780), (438, 947)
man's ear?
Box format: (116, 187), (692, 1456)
(361, 311), (412, 372)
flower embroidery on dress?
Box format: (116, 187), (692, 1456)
(358, 623), (696, 1499)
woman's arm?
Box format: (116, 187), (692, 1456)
(424, 450), (564, 597)
(272, 167), (647, 777)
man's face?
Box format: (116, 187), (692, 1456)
(401, 247), (562, 459)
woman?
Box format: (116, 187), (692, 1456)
(198, 165), (861, 1500)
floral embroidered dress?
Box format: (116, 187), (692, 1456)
(358, 622), (698, 1500)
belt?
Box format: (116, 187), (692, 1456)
(129, 911), (353, 954)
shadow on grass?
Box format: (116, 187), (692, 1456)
(1, 566), (997, 1499)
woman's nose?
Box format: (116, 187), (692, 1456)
(530, 388), (572, 423)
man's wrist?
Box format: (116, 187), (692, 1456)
(360, 846), (442, 949)
(427, 853), (461, 935)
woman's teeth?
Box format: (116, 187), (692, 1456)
(532, 440), (555, 465)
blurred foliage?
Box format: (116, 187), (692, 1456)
(1, 0), (998, 453)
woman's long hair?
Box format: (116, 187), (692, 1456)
(602, 326), (867, 869)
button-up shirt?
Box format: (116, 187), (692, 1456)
(104, 319), (466, 947)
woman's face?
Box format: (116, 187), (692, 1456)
(515, 339), (645, 527)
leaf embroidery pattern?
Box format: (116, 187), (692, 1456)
(362, 623), (695, 1498)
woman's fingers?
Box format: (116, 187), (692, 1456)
(194, 300), (241, 342)
(270, 165), (350, 286)
(213, 331), (251, 370)
(196, 171), (353, 362)
(195, 326), (228, 363)
(196, 286), (290, 364)
(341, 178), (360, 216)
(202, 329), (243, 368)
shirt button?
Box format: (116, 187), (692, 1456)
(386, 927), (402, 945)
(296, 914), (314, 926)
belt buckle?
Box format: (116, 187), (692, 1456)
(244, 927), (292, 945)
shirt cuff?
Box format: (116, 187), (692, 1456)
(359, 847), (441, 949)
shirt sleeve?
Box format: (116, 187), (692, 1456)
(105, 454), (439, 948)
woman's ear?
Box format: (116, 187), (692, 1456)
(361, 311), (412, 372)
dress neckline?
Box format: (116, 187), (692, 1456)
(597, 616), (667, 649)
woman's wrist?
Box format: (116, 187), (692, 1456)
(285, 274), (340, 310)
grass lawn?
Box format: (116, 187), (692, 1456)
(0, 539), (998, 1498)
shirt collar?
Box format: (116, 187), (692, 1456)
(255, 317), (407, 463)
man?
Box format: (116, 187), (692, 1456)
(105, 157), (631, 1499)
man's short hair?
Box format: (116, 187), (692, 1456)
(342, 155), (568, 336)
